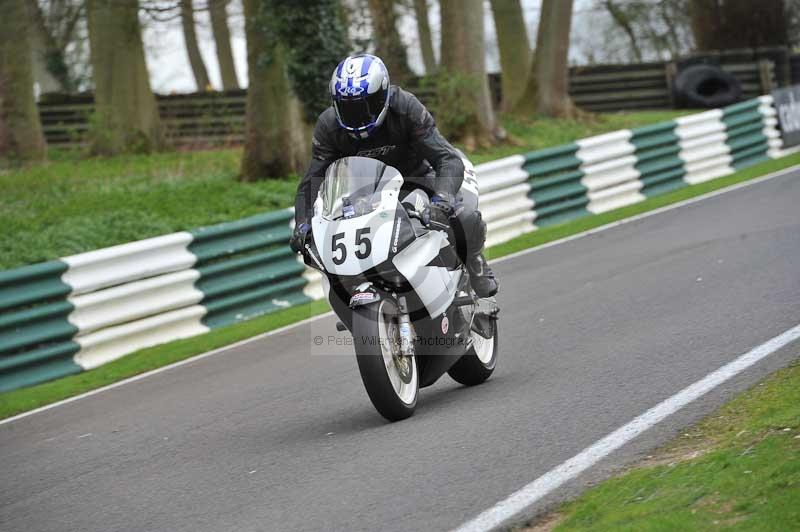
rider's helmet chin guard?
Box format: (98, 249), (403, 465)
(330, 54), (391, 139)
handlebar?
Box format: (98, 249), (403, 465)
(405, 207), (451, 232)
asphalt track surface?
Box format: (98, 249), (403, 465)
(2, 169), (800, 532)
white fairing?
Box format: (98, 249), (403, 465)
(312, 173), (402, 276)
(312, 161), (461, 318)
(392, 231), (461, 317)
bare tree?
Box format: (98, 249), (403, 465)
(87, 0), (163, 154)
(209, 0), (240, 90)
(514, 0), (574, 117)
(240, 0), (307, 181)
(603, 0), (643, 62)
(27, 0), (86, 93)
(181, 0), (211, 91)
(367, 0), (414, 82)
(583, 0), (692, 63)
(489, 0), (531, 111)
(440, 0), (499, 148)
(0, 0), (47, 161)
(413, 0), (437, 74)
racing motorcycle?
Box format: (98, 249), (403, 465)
(299, 156), (499, 421)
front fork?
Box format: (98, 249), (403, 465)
(395, 296), (416, 359)
(346, 284), (416, 359)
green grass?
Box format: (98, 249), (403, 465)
(0, 111), (686, 270)
(1, 152), (797, 421)
(0, 149), (297, 269)
(529, 358), (800, 532)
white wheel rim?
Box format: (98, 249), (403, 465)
(471, 328), (495, 364)
(377, 302), (418, 405)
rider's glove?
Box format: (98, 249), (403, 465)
(290, 222), (311, 254)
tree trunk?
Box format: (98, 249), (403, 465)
(240, 0), (307, 181)
(210, 0), (240, 90)
(513, 0), (574, 118)
(689, 0), (722, 50)
(603, 0), (644, 62)
(440, 0), (498, 148)
(86, 0), (163, 155)
(25, 0), (83, 94)
(413, 0), (437, 75)
(0, 0), (46, 162)
(660, 1), (687, 57)
(690, 0), (788, 50)
(367, 0), (414, 83)
(27, 1), (66, 94)
(489, 0), (531, 111)
(181, 0), (211, 92)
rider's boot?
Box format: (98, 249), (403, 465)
(466, 252), (499, 298)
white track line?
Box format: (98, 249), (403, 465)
(454, 323), (800, 532)
(2, 164), (798, 427)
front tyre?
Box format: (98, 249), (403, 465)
(353, 300), (418, 421)
(447, 320), (498, 386)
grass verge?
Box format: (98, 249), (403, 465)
(1, 154), (798, 420)
(520, 359), (800, 531)
(0, 111), (685, 270)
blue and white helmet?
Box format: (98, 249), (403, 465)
(330, 54), (391, 139)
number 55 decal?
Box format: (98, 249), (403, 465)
(355, 228), (372, 259)
(331, 228), (372, 265)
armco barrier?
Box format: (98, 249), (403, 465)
(524, 144), (586, 226)
(0, 96), (790, 392)
(629, 122), (686, 198)
(189, 210), (312, 329)
(0, 213), (300, 391)
(478, 155), (535, 247)
(0, 261), (81, 391)
(577, 130), (644, 214)
(675, 109), (734, 184)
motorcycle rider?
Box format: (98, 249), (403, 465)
(290, 53), (499, 298)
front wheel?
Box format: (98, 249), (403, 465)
(447, 319), (498, 386)
(353, 300), (418, 421)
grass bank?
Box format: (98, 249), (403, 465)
(1, 152), (797, 421)
(0, 111), (684, 270)
(521, 358), (800, 531)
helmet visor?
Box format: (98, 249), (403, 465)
(335, 91), (387, 129)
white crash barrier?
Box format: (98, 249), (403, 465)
(577, 130), (644, 214)
(62, 232), (196, 295)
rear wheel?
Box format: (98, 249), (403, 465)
(447, 318), (498, 386)
(353, 300), (418, 421)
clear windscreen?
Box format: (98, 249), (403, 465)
(320, 157), (397, 220)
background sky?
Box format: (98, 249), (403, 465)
(142, 0), (614, 94)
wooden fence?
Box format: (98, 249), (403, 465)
(39, 59), (778, 148)
(39, 90), (247, 148)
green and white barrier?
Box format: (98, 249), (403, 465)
(0, 96), (790, 392)
(0, 211), (308, 392)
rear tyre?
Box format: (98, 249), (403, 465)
(447, 320), (498, 386)
(353, 300), (418, 421)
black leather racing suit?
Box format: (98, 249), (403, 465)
(294, 86), (488, 263)
(296, 86), (464, 218)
